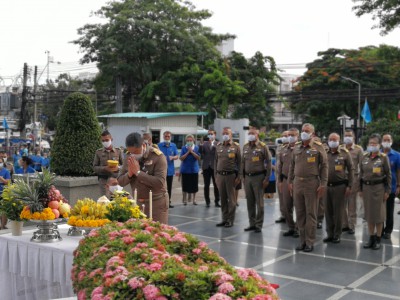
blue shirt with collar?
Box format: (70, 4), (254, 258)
(382, 148), (400, 193)
(180, 145), (200, 174)
(15, 166), (36, 174)
(158, 141), (179, 176)
(0, 167), (11, 194)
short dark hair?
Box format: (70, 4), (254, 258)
(21, 156), (33, 165)
(101, 130), (111, 137)
(125, 132), (143, 147)
(369, 133), (381, 144)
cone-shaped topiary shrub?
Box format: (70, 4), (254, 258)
(51, 92), (102, 176)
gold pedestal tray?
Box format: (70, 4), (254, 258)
(30, 219), (63, 243)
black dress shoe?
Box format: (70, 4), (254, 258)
(398, 210), (400, 215)
(292, 230), (300, 238)
(295, 243), (306, 251)
(244, 226), (257, 231)
(254, 228), (262, 233)
(347, 229), (355, 235)
(283, 230), (295, 237)
(323, 237), (333, 243)
(372, 236), (381, 250)
(206, 203), (210, 208)
(382, 233), (391, 239)
(215, 204), (221, 208)
(317, 222), (322, 229)
(216, 222), (226, 227)
(363, 235), (375, 248)
(342, 227), (350, 232)
(304, 245), (314, 252)
(275, 217), (286, 223)
(332, 236), (341, 243)
(224, 222), (233, 228)
(169, 204), (174, 208)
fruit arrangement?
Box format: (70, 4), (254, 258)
(68, 198), (110, 227)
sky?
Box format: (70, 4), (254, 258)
(1, 0), (399, 84)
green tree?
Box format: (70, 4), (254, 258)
(73, 0), (233, 111)
(51, 92), (102, 176)
(361, 118), (400, 149)
(289, 45), (400, 136)
(352, 0), (400, 35)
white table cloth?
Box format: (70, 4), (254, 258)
(0, 224), (83, 300)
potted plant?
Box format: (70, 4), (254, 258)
(0, 184), (25, 235)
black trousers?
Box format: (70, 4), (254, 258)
(384, 193), (395, 234)
(166, 175), (174, 203)
(202, 167), (220, 205)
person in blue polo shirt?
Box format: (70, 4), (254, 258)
(158, 131), (179, 208)
(0, 159), (11, 229)
(381, 134), (400, 240)
(15, 157), (36, 174)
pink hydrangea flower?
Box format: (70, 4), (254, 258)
(192, 248), (201, 255)
(78, 270), (87, 281)
(98, 246), (108, 253)
(170, 233), (188, 243)
(218, 282), (235, 294)
(128, 277), (145, 289)
(143, 284), (160, 299)
(198, 266), (209, 272)
(91, 286), (103, 297)
(237, 269), (249, 280)
(89, 268), (103, 278)
(88, 230), (99, 237)
(252, 295), (273, 300)
(112, 274), (127, 284)
(122, 236), (136, 245)
(199, 241), (207, 248)
(77, 289), (87, 300)
(136, 242), (149, 248)
(148, 262), (162, 271)
(120, 228), (132, 235)
(209, 293), (232, 300)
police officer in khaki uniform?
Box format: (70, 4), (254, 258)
(275, 131), (289, 223)
(215, 127), (241, 228)
(360, 134), (391, 250)
(323, 133), (354, 244)
(241, 127), (271, 233)
(118, 132), (169, 224)
(143, 132), (159, 149)
(93, 130), (124, 196)
(277, 127), (299, 237)
(288, 123), (328, 252)
(340, 129), (364, 234)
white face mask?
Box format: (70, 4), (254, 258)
(367, 145), (380, 153)
(102, 140), (112, 148)
(343, 136), (353, 145)
(281, 137), (289, 144)
(222, 134), (230, 142)
(301, 131), (312, 141)
(288, 136), (297, 144)
(0, 163), (3, 168)
(248, 134), (256, 142)
(328, 141), (339, 148)
(109, 185), (123, 193)
(143, 139), (149, 145)
(208, 134), (215, 140)
(131, 146), (145, 160)
(382, 142), (392, 149)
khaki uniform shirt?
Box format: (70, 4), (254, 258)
(240, 141), (271, 180)
(277, 144), (294, 182)
(288, 140), (328, 186)
(360, 152), (392, 193)
(93, 147), (124, 178)
(118, 147), (167, 199)
(339, 144), (363, 175)
(215, 141), (241, 173)
(327, 148), (354, 187)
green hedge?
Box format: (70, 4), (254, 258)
(51, 92), (102, 176)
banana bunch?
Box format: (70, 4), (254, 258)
(71, 198), (107, 219)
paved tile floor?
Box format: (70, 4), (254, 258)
(168, 177), (400, 300)
(1, 176), (399, 300)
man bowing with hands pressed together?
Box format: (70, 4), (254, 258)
(118, 132), (169, 224)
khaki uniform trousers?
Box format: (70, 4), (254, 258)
(216, 173), (237, 224)
(325, 184), (347, 238)
(98, 178), (107, 196)
(342, 178), (360, 230)
(293, 177), (320, 246)
(139, 193), (169, 224)
(282, 178), (296, 230)
(278, 183), (285, 217)
(244, 174), (265, 229)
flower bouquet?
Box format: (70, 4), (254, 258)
(105, 191), (146, 222)
(71, 219), (280, 300)
(68, 198), (110, 228)
(0, 184), (25, 222)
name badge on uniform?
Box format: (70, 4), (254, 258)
(373, 167), (381, 174)
(228, 153), (235, 158)
(252, 156), (260, 162)
(335, 165), (343, 171)
(144, 160), (153, 165)
(307, 157), (316, 163)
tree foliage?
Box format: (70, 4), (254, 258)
(352, 0), (400, 35)
(51, 92), (102, 176)
(289, 45), (400, 137)
(361, 118), (400, 149)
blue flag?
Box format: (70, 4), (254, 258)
(361, 99), (372, 124)
(2, 117), (9, 130)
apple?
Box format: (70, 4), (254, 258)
(52, 209), (60, 219)
(48, 201), (60, 210)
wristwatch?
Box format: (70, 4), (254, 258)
(136, 170), (141, 176)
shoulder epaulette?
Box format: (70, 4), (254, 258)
(234, 142), (240, 146)
(295, 141), (302, 145)
(355, 145), (363, 149)
(340, 147), (349, 153)
(363, 152), (369, 156)
(151, 148), (162, 156)
(217, 142), (222, 146)
(244, 142), (249, 147)
(314, 141), (322, 145)
(380, 152), (387, 157)
(259, 141), (266, 147)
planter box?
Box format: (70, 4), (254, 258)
(54, 176), (101, 207)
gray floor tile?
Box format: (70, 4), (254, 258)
(357, 267), (400, 297)
(340, 290), (398, 300)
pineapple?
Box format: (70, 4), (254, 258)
(34, 169), (56, 206)
(12, 179), (44, 213)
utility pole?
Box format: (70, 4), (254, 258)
(19, 63), (28, 135)
(33, 66), (38, 123)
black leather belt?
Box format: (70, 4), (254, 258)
(245, 171), (266, 177)
(327, 180), (348, 187)
(217, 170), (235, 175)
(362, 179), (385, 185)
(280, 174), (288, 181)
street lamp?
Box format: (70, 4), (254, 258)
(341, 76), (361, 131)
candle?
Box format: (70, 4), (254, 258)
(149, 190), (152, 220)
(134, 189), (137, 201)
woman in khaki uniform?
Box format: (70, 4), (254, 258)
(360, 134), (391, 250)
